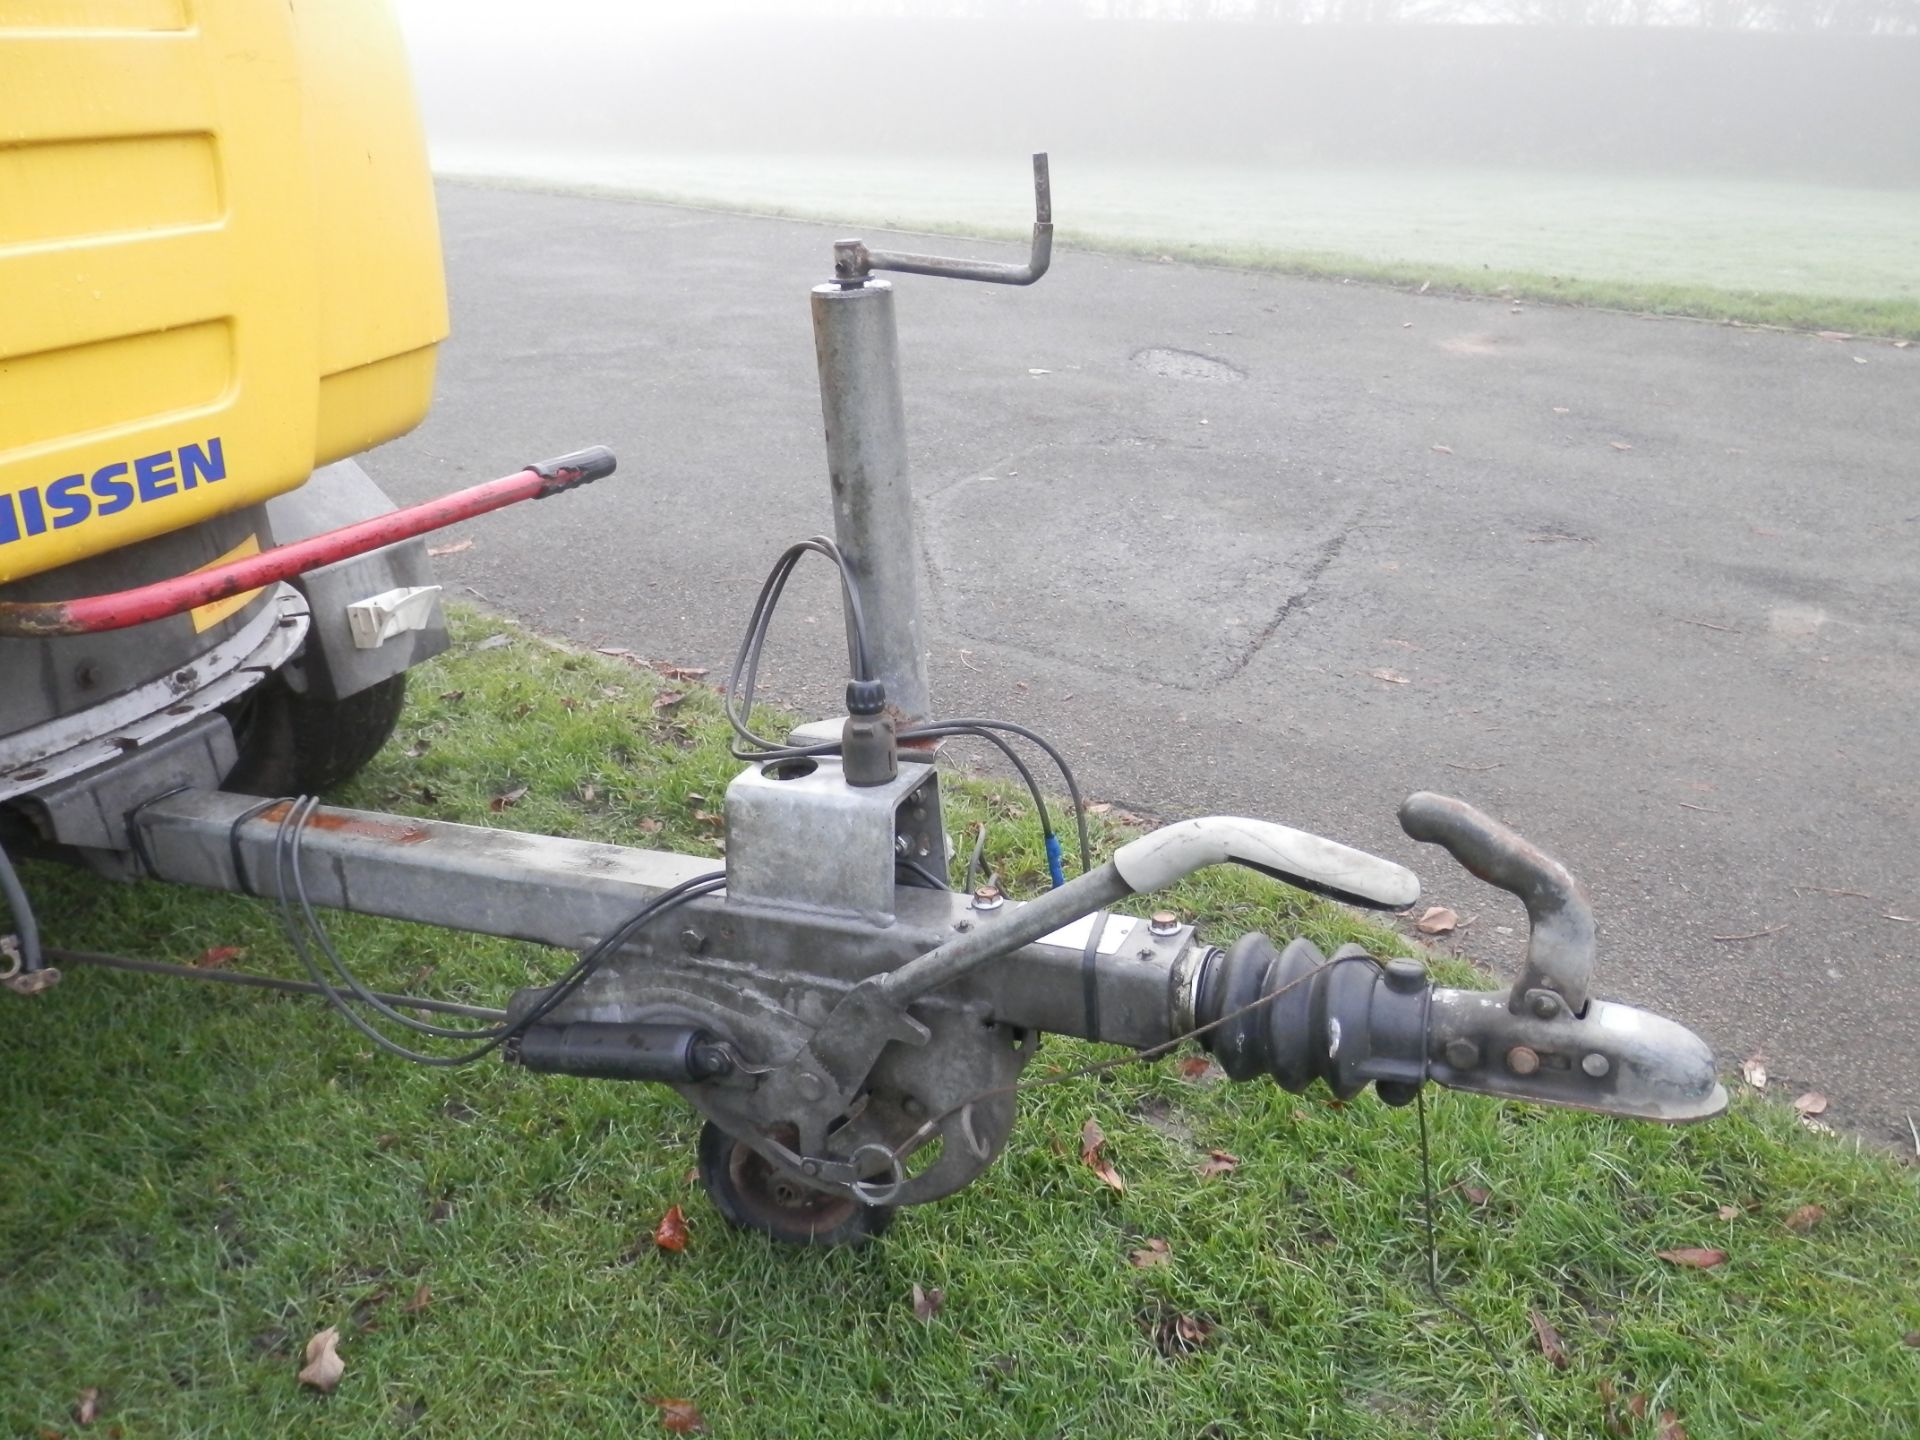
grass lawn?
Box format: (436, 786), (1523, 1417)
(4, 608), (1918, 1438)
(433, 149), (1920, 339)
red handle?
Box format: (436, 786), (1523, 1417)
(0, 447), (615, 638)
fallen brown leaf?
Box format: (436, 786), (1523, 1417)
(1128, 1238), (1173, 1268)
(1658, 1409), (1688, 1440)
(1656, 1247), (1728, 1270)
(196, 945), (245, 969)
(638, 818), (664, 833)
(653, 1204), (689, 1253)
(911, 1283), (945, 1320)
(651, 663), (709, 682)
(489, 785), (529, 813)
(1793, 1092), (1829, 1117)
(649, 1397), (707, 1434)
(1716, 1204), (1740, 1221)
(652, 690), (687, 711)
(437, 689), (465, 702)
(1609, 441), (1634, 452)
(1816, 330), (1851, 341)
(1528, 1309), (1569, 1369)
(1431, 443), (1454, 455)
(1903, 1331), (1920, 1347)
(297, 1326), (345, 1393)
(1740, 1056), (1767, 1089)
(74, 1388), (100, 1426)
(1152, 1311), (1215, 1357)
(1784, 1204), (1825, 1233)
(1415, 905), (1458, 936)
(1461, 1184), (1492, 1207)
(426, 538), (473, 557)
(1085, 801), (1113, 815)
(1176, 1055), (1221, 1082)
(1080, 1117), (1126, 1193)
(1367, 667), (1411, 686)
(1196, 1150), (1239, 1179)
(401, 1283), (431, 1314)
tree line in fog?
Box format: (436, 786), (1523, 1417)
(818, 0), (1917, 32)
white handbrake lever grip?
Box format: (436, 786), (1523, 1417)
(1112, 816), (1421, 911)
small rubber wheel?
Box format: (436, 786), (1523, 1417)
(696, 1120), (895, 1247)
(223, 673), (408, 797)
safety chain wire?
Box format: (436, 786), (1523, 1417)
(870, 949), (1546, 1440)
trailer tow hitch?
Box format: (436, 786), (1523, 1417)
(668, 791), (1724, 1204)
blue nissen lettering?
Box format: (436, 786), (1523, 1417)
(9, 437), (226, 546)
(135, 450), (177, 502)
(45, 474), (91, 529)
(91, 462), (134, 516)
(179, 437), (225, 488)
(17, 487), (47, 536)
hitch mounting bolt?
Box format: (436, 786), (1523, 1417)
(796, 1071), (828, 1101)
(1443, 1038), (1482, 1070)
(972, 885), (1005, 912)
(1505, 1045), (1542, 1077)
(1582, 1052), (1611, 1078)
(680, 928), (707, 955)
(1530, 990), (1563, 1020)
(1148, 911), (1180, 937)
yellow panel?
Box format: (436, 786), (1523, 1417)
(0, 0), (447, 586)
(0, 320), (229, 461)
(295, 0), (449, 380)
(187, 532), (261, 632)
(314, 347), (440, 468)
(0, 0), (187, 31)
(0, 133), (218, 248)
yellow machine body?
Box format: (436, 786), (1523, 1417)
(0, 0), (448, 586)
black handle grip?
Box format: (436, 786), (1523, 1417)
(528, 445), (617, 495)
(1399, 791), (1595, 1015)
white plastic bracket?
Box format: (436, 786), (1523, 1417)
(346, 585), (442, 650)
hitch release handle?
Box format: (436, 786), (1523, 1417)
(1398, 792), (1595, 1016)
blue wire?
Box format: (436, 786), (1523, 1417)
(1044, 832), (1066, 889)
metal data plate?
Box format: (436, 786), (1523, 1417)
(1038, 911), (1138, 956)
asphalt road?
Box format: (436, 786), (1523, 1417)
(374, 181), (1920, 1142)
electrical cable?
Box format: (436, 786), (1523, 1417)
(720, 538), (1094, 883)
(724, 535), (872, 753)
(0, 835), (41, 975)
(893, 856), (951, 891)
(272, 796), (724, 1067)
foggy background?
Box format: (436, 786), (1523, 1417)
(393, 2), (1920, 184)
